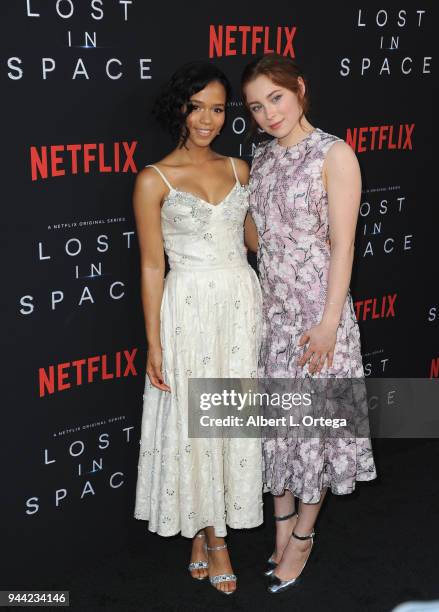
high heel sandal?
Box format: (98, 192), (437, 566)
(206, 542), (237, 596)
(264, 510), (298, 577)
(187, 533), (208, 580)
(267, 527), (315, 594)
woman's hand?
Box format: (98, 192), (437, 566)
(297, 323), (338, 374)
(146, 345), (171, 392)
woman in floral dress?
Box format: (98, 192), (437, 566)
(242, 54), (377, 594)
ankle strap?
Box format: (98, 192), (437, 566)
(292, 529), (315, 541)
(274, 510), (297, 522)
(206, 543), (227, 551)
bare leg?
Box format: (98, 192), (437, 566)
(274, 487), (327, 581)
(189, 528), (208, 580)
(205, 527), (236, 594)
(271, 491), (298, 563)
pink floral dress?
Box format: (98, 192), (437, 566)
(249, 128), (377, 502)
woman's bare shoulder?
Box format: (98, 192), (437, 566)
(134, 162), (173, 204)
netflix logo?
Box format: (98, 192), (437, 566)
(430, 357), (439, 378)
(209, 25), (297, 58)
(346, 124), (414, 153)
(39, 348), (139, 397)
(354, 294), (397, 321)
(30, 141), (138, 181)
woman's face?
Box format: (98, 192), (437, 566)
(244, 74), (304, 139)
(185, 80), (226, 147)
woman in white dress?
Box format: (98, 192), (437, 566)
(133, 62), (263, 595)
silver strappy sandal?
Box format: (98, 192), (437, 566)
(206, 542), (237, 596)
(188, 532), (208, 580)
(268, 526), (316, 594)
(265, 510), (298, 577)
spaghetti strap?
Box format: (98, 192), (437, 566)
(229, 157), (240, 185)
(146, 164), (174, 191)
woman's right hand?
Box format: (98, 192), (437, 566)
(146, 345), (171, 392)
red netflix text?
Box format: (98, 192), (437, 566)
(30, 141), (138, 181)
(430, 357), (439, 378)
(346, 124), (414, 153)
(209, 25), (296, 58)
(39, 348), (138, 397)
(354, 294), (397, 321)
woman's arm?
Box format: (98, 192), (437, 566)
(321, 141), (361, 328)
(298, 141), (361, 373)
(244, 213), (259, 252)
(132, 167), (170, 391)
(233, 157), (259, 252)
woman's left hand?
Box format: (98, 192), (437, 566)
(297, 323), (338, 374)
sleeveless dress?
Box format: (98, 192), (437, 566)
(134, 158), (264, 537)
(249, 128), (377, 503)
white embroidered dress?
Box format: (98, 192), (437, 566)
(134, 158), (263, 537)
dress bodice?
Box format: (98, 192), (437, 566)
(248, 127), (364, 378)
(147, 161), (250, 271)
(249, 128), (341, 263)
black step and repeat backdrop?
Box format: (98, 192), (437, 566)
(1, 1), (435, 582)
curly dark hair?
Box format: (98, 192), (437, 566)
(152, 61), (232, 147)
